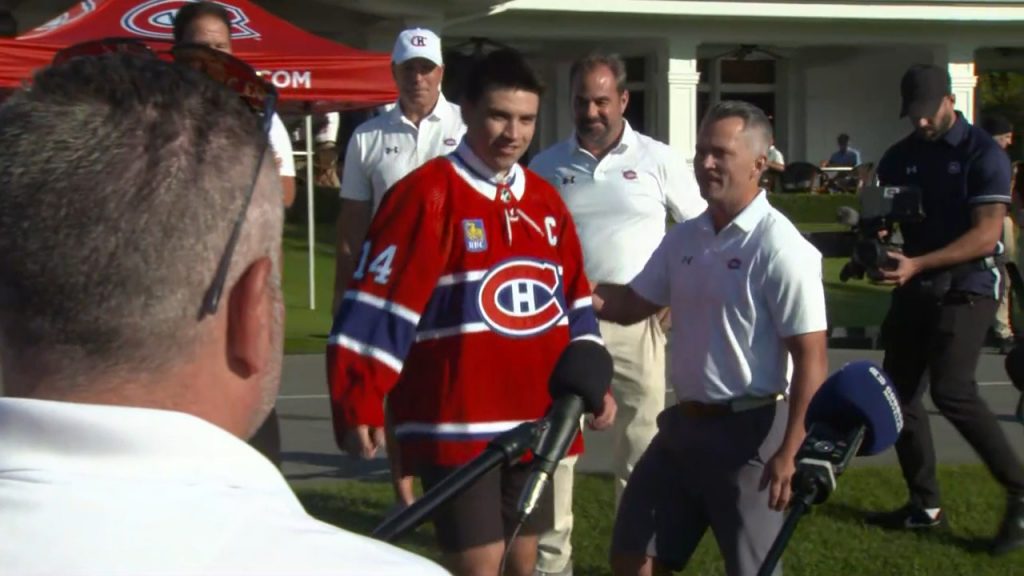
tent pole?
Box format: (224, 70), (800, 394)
(305, 114), (316, 311)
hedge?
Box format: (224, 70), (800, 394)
(767, 193), (859, 224)
(287, 187), (856, 228)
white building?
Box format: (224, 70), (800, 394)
(13, 1), (1024, 166)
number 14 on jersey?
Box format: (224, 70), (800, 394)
(353, 241), (397, 284)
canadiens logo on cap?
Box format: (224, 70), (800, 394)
(622, 169), (638, 180)
(463, 219), (487, 253)
(393, 28), (444, 67)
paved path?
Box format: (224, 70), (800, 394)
(277, 349), (1024, 486)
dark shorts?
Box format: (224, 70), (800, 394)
(419, 462), (554, 553)
(611, 402), (788, 575)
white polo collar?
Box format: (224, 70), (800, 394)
(387, 92), (454, 127)
(448, 138), (526, 202)
(570, 119), (639, 160)
(698, 190), (772, 236)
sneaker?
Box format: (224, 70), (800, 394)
(865, 504), (947, 530)
(991, 496), (1024, 556)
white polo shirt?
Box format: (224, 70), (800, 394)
(341, 94), (466, 214)
(529, 121), (706, 284)
(631, 192), (827, 402)
(0, 398), (449, 576)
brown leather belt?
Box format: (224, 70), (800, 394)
(678, 394), (784, 418)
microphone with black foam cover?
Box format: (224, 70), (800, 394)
(517, 339), (612, 519)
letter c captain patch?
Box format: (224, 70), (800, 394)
(463, 219), (488, 252)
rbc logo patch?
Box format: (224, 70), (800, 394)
(477, 259), (565, 337)
(463, 219), (487, 253)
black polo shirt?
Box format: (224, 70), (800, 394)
(877, 112), (1011, 297)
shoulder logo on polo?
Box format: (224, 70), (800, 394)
(622, 169), (638, 180)
(948, 161), (962, 175)
(385, 146), (399, 155)
(681, 256), (694, 265)
(561, 175), (576, 185)
(728, 258), (742, 270)
(444, 138), (457, 146)
(463, 219), (488, 253)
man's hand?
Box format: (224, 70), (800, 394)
(588, 391), (618, 430)
(876, 251), (922, 286)
(761, 447), (797, 511)
(343, 425), (387, 459)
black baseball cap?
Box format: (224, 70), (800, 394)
(900, 64), (951, 118)
(981, 114), (1014, 137)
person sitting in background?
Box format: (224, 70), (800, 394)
(827, 133), (862, 167)
(0, 51), (446, 575)
(761, 142), (786, 192)
(766, 143), (785, 173)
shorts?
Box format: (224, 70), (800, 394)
(419, 462), (555, 553)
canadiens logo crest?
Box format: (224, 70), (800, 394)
(121, 0), (260, 40)
(477, 259), (565, 337)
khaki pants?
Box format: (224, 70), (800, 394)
(536, 317), (667, 573)
(994, 216), (1018, 339)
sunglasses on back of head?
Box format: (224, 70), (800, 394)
(52, 37), (278, 318)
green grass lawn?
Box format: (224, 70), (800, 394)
(283, 223), (336, 354)
(281, 223), (893, 354)
(296, 466), (1024, 575)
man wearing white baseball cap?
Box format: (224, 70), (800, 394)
(333, 27), (466, 512)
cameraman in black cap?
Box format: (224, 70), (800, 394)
(864, 64), (1024, 556)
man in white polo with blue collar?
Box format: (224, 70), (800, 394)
(528, 52), (705, 576)
(596, 100), (829, 576)
(333, 26), (466, 511)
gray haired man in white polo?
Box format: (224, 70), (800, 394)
(529, 52), (705, 576)
(596, 101), (829, 576)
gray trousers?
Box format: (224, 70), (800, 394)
(611, 401), (789, 576)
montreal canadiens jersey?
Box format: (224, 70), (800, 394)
(327, 141), (602, 471)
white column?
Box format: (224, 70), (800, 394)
(935, 44), (978, 122)
(658, 37), (701, 161)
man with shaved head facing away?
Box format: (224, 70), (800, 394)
(0, 50), (446, 575)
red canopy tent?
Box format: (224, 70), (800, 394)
(0, 0), (397, 112)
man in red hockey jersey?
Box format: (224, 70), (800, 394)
(327, 49), (615, 576)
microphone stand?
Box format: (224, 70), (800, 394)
(756, 471), (821, 576)
(372, 420), (546, 543)
(757, 425), (866, 576)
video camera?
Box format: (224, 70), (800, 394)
(837, 186), (924, 282)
